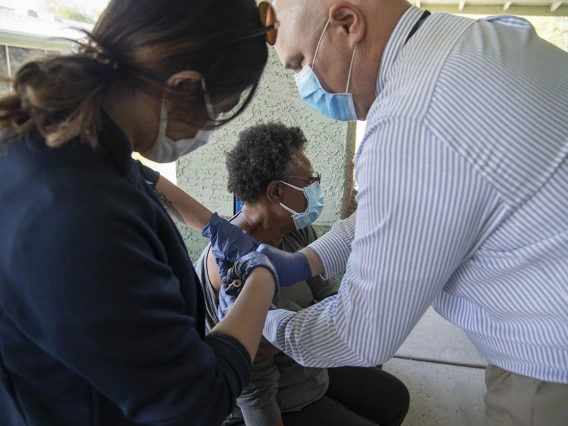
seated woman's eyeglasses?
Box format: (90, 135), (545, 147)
(288, 172), (321, 184)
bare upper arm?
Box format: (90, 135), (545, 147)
(206, 246), (223, 295)
(206, 213), (251, 294)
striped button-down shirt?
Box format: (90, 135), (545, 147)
(264, 7), (568, 384)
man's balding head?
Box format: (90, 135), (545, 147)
(274, 0), (350, 67)
(273, 0), (411, 120)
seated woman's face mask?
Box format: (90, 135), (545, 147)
(280, 181), (325, 230)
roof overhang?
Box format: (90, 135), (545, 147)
(411, 1), (568, 16)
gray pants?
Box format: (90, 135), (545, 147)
(485, 364), (568, 426)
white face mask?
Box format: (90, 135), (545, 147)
(142, 80), (216, 164)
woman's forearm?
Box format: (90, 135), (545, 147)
(210, 268), (275, 361)
(154, 175), (213, 231)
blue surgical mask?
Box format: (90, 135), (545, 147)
(294, 20), (358, 122)
(280, 181), (325, 230)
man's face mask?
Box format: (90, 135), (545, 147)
(280, 180), (325, 230)
(142, 79), (215, 164)
(294, 20), (358, 122)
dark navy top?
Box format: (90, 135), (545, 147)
(0, 114), (250, 426)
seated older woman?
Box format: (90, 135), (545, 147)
(138, 123), (409, 426)
(182, 123), (406, 426)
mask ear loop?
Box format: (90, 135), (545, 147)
(279, 180), (311, 215)
(311, 19), (358, 95)
(159, 99), (169, 135)
(312, 20), (331, 71)
(345, 43), (358, 93)
(201, 79), (216, 121)
(280, 180), (304, 191)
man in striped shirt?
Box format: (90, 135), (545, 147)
(251, 0), (568, 424)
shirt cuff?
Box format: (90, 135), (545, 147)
(135, 160), (161, 187)
(263, 309), (296, 350)
(205, 334), (252, 401)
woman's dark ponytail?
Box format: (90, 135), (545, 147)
(0, 37), (118, 148)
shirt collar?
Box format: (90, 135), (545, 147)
(376, 6), (426, 96)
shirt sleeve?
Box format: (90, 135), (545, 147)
(5, 171), (251, 426)
(263, 119), (503, 367)
(236, 357), (281, 426)
(308, 213), (356, 279)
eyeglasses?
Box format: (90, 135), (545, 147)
(288, 172), (321, 184)
(235, 2), (279, 46)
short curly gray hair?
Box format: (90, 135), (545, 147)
(226, 122), (307, 204)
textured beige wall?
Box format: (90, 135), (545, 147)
(176, 49), (356, 262)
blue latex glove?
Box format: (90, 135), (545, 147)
(217, 251), (279, 321)
(256, 243), (312, 288)
(202, 213), (260, 281)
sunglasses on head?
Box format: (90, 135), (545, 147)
(259, 2), (278, 45)
(235, 1), (279, 46)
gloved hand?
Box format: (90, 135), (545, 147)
(202, 213), (260, 281)
(256, 244), (312, 287)
(217, 251), (280, 321)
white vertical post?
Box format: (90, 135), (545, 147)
(5, 45), (11, 76)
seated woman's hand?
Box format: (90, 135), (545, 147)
(217, 251), (280, 321)
(202, 213), (260, 281)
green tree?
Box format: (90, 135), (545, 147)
(45, 0), (97, 24)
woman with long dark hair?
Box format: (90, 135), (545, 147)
(0, 1), (281, 425)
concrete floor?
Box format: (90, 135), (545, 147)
(383, 308), (488, 426)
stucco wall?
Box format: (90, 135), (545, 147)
(176, 49), (355, 261)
